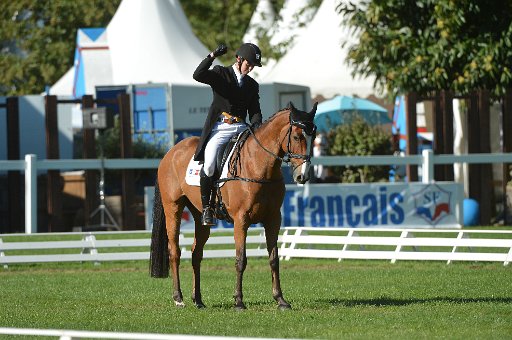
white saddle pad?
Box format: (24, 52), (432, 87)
(185, 144), (237, 187)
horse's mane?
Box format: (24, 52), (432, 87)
(256, 107), (290, 130)
(229, 107), (290, 176)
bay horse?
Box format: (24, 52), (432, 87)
(150, 102), (317, 310)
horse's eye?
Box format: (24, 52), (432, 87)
(293, 135), (300, 142)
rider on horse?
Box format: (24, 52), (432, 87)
(192, 43), (263, 226)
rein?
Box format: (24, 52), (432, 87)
(216, 125), (283, 185)
(215, 110), (315, 185)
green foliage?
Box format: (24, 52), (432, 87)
(338, 0), (512, 98)
(0, 0), (321, 96)
(98, 117), (167, 160)
(181, 0), (261, 65)
(96, 117), (167, 194)
(327, 116), (393, 183)
(181, 0), (298, 65)
(0, 0), (121, 96)
(238, 0), (321, 62)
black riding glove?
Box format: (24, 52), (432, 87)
(212, 44), (228, 58)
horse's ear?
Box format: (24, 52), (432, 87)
(309, 102), (318, 115)
(288, 101), (296, 110)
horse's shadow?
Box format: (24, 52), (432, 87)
(210, 300), (275, 309)
(317, 296), (512, 307)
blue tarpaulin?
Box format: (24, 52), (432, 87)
(314, 96), (390, 132)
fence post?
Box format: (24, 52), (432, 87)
(6, 97), (21, 233)
(118, 93), (136, 229)
(502, 88), (512, 225)
(25, 154), (37, 234)
(432, 92), (445, 180)
(391, 230), (410, 264)
(478, 90), (492, 225)
(82, 95), (97, 226)
(405, 92), (418, 181)
(45, 95), (63, 231)
(467, 92), (481, 223)
(441, 90), (454, 181)
(422, 149), (434, 183)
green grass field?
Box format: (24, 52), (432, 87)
(1, 258), (511, 339)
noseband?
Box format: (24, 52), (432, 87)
(248, 110), (317, 167)
(282, 113), (317, 164)
(218, 109), (317, 185)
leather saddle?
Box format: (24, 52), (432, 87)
(211, 128), (251, 224)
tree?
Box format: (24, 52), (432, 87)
(0, 0), (275, 95)
(181, 0), (286, 64)
(338, 0), (512, 98)
(0, 0), (121, 96)
(327, 116), (393, 183)
(0, 0), (320, 96)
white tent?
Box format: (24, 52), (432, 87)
(49, 28), (112, 97)
(243, 0), (275, 44)
(107, 0), (212, 86)
(262, 0), (377, 99)
(49, 0), (214, 97)
(48, 0), (312, 135)
(49, 67), (75, 97)
(269, 0), (316, 52)
(247, 0), (316, 81)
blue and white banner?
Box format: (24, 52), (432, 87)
(282, 182), (462, 228)
(145, 182), (463, 230)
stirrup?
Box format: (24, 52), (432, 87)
(201, 207), (216, 226)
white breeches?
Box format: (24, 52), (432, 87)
(203, 121), (246, 177)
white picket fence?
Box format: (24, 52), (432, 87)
(0, 327), (284, 340)
(1, 227), (511, 266)
(278, 227), (512, 265)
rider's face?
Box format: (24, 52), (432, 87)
(237, 57), (254, 75)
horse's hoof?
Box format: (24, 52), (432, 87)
(234, 303), (247, 311)
(194, 301), (206, 309)
(278, 303), (292, 310)
(174, 300), (185, 308)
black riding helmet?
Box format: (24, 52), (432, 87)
(236, 43), (262, 67)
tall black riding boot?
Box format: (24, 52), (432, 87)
(200, 169), (215, 226)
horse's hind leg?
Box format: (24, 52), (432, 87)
(165, 201), (185, 307)
(263, 216), (291, 310)
(190, 205), (210, 308)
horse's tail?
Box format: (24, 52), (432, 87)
(150, 179), (169, 278)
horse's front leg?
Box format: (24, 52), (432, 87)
(233, 224), (248, 310)
(264, 217), (291, 310)
(191, 207), (210, 308)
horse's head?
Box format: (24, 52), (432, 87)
(283, 101), (318, 184)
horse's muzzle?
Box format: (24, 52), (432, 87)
(293, 162), (310, 184)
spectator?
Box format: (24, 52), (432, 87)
(313, 133), (328, 182)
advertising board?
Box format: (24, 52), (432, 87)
(145, 182), (463, 230)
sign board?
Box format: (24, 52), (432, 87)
(145, 182), (463, 230)
(82, 107), (111, 129)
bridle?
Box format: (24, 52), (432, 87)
(285, 112), (317, 164)
(217, 109), (317, 185)
(244, 109), (316, 163)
